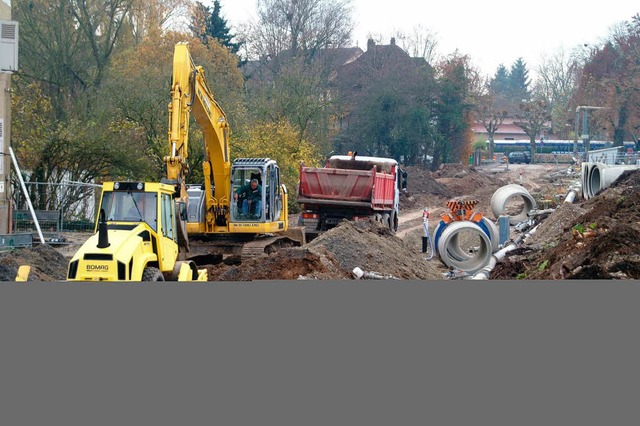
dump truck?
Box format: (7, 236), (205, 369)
(297, 153), (406, 240)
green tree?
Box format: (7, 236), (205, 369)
(190, 1), (242, 54)
(489, 64), (510, 99)
(432, 54), (475, 169)
(508, 58), (531, 102)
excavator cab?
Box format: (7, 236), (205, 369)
(230, 158), (283, 223)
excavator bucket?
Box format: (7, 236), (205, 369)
(280, 226), (307, 246)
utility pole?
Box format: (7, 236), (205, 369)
(574, 106), (604, 156)
(0, 1), (17, 234)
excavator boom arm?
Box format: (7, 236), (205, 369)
(167, 42), (231, 213)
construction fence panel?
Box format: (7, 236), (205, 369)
(12, 181), (101, 233)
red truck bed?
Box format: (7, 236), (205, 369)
(298, 164), (395, 209)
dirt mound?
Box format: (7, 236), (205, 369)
(307, 220), (445, 280)
(404, 165), (455, 199)
(492, 169), (640, 280)
(525, 203), (587, 247)
(208, 247), (349, 281)
(0, 244), (68, 281)
(206, 220), (446, 281)
(403, 164), (509, 215)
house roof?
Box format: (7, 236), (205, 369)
(472, 123), (527, 135)
(330, 38), (434, 101)
(241, 46), (364, 82)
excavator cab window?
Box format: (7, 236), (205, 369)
(265, 166), (282, 221)
(231, 168), (264, 222)
(273, 167), (283, 220)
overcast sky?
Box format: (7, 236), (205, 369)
(212, 0), (638, 78)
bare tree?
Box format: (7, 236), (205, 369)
(127, 0), (189, 43)
(514, 96), (551, 163)
(476, 95), (507, 157)
(69, 0), (135, 87)
(393, 25), (440, 65)
(240, 0), (354, 63)
(535, 47), (580, 136)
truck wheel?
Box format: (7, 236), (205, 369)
(390, 210), (398, 232)
(142, 266), (165, 281)
(381, 213), (390, 228)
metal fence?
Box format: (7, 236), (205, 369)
(12, 181), (101, 233)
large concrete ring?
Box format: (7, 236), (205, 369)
(437, 221), (493, 273)
(586, 162), (607, 199)
(490, 184), (537, 225)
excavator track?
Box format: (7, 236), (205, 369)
(241, 236), (280, 258)
(240, 235), (302, 259)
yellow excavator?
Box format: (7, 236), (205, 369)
(66, 42), (301, 281)
(166, 42), (303, 262)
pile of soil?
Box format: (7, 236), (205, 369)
(207, 246), (349, 281)
(207, 220), (446, 281)
(492, 169), (640, 280)
(0, 244), (68, 281)
(306, 220), (445, 280)
(401, 164), (510, 215)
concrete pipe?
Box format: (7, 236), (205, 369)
(434, 217), (499, 257)
(433, 221), (472, 261)
(469, 225), (539, 280)
(564, 187), (579, 204)
(599, 164), (640, 192)
(586, 162), (608, 199)
(581, 162), (592, 200)
(444, 218), (498, 259)
(490, 184), (537, 225)
(437, 221), (493, 273)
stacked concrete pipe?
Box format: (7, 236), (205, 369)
(583, 162), (640, 199)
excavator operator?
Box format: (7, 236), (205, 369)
(234, 178), (262, 219)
